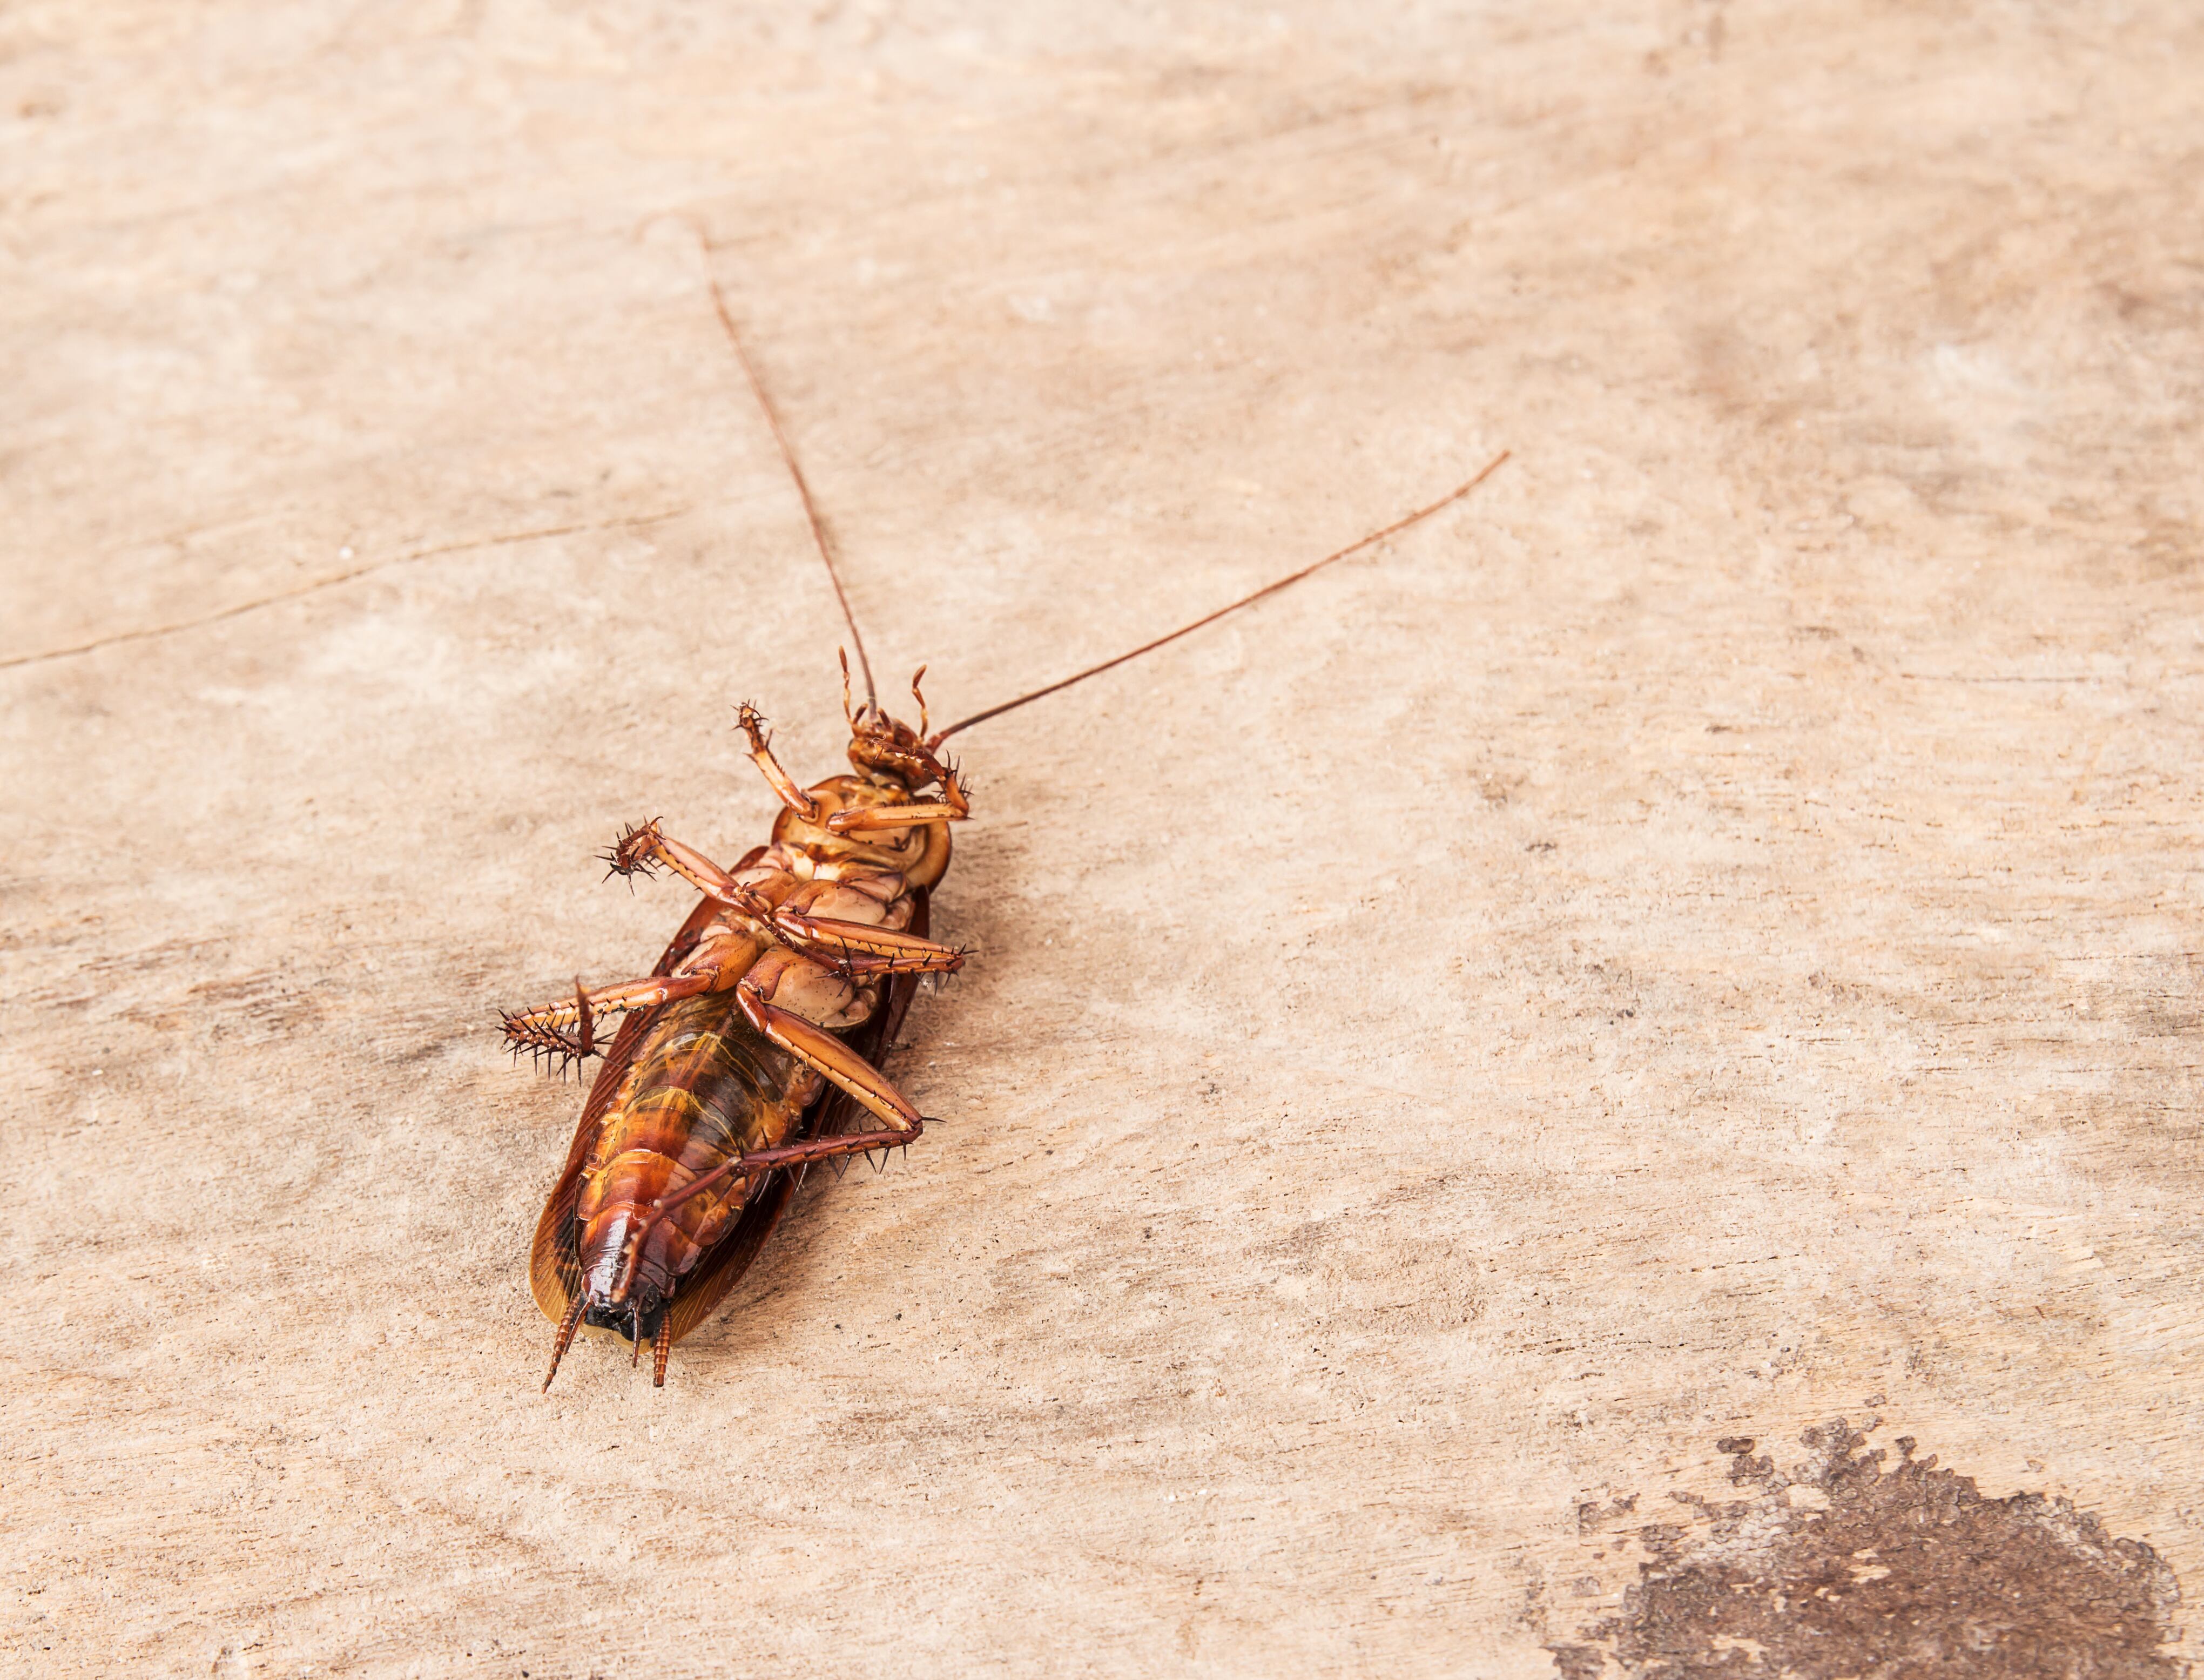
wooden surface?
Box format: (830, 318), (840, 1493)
(5, 3), (2199, 1675)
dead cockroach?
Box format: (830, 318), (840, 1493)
(502, 279), (1509, 1389)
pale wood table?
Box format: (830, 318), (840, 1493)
(5, 5), (2198, 1674)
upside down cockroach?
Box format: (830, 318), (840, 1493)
(501, 277), (1509, 1390)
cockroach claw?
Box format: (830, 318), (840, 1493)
(599, 819), (665, 882)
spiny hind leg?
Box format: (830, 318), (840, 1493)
(500, 959), (730, 1071)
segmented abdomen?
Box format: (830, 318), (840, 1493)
(574, 989), (815, 1302)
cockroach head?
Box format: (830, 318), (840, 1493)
(845, 660), (959, 794)
(846, 708), (950, 790)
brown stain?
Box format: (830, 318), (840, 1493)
(1551, 1422), (2183, 1679)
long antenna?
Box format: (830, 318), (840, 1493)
(929, 449), (1510, 744)
(703, 266), (879, 710)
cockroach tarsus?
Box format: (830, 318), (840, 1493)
(502, 261), (1509, 1389)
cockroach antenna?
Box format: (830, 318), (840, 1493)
(700, 221), (1503, 739)
(927, 449), (1512, 745)
(704, 266), (879, 712)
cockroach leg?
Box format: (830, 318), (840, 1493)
(825, 800), (965, 833)
(608, 821), (785, 928)
(738, 703), (823, 820)
(599, 819), (665, 883)
(736, 977), (923, 1136)
(500, 1010), (592, 1077)
(736, 1119), (929, 1177)
(608, 1220), (651, 1307)
(936, 757), (971, 818)
(501, 968), (722, 1062)
(771, 910), (965, 974)
(543, 1290), (587, 1392)
(502, 973), (597, 1078)
(834, 948), (970, 984)
(625, 1095), (926, 1274)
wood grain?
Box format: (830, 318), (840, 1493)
(3, 3), (2198, 1674)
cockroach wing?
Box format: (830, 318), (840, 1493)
(528, 892), (727, 1326)
(660, 888), (929, 1345)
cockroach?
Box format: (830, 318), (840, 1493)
(501, 275), (1509, 1389)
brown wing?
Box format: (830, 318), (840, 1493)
(528, 889), (732, 1324)
(661, 887), (930, 1346)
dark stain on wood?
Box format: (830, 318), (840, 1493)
(1549, 1421), (2182, 1679)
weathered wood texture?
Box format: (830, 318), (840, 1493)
(4, 3), (2199, 1675)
